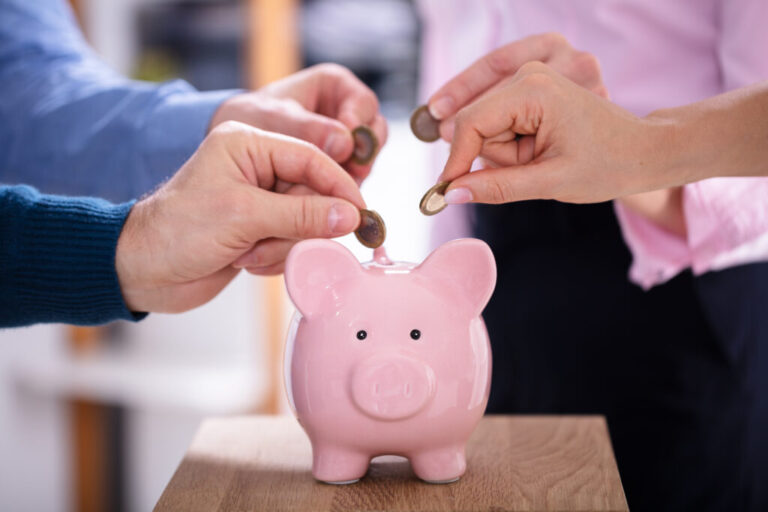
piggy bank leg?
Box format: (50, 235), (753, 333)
(409, 446), (466, 484)
(312, 445), (370, 484)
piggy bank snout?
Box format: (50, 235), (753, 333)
(351, 354), (435, 421)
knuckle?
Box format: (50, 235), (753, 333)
(573, 51), (602, 75)
(315, 62), (351, 79)
(486, 178), (514, 204)
(542, 31), (568, 48)
(518, 67), (555, 90)
(517, 60), (549, 78)
(486, 47), (516, 75)
(208, 120), (251, 147)
(294, 196), (320, 237)
(212, 119), (246, 136)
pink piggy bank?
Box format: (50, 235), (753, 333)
(283, 238), (496, 484)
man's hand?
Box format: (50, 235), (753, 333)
(115, 121), (365, 313)
(439, 62), (679, 205)
(210, 63), (388, 182)
(427, 32), (608, 141)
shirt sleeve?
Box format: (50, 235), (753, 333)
(0, 0), (238, 203)
(0, 185), (147, 327)
(614, 0), (768, 289)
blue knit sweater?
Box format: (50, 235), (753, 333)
(0, 185), (145, 327)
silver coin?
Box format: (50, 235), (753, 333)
(355, 209), (386, 248)
(410, 104), (440, 142)
(419, 181), (450, 216)
(350, 126), (378, 165)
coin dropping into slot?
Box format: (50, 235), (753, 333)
(419, 181), (450, 216)
(351, 126), (378, 165)
(410, 105), (441, 142)
(355, 209), (387, 248)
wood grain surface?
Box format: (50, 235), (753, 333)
(155, 415), (628, 511)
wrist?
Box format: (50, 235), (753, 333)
(115, 199), (153, 312)
(642, 107), (712, 188)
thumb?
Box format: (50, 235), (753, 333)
(246, 189), (361, 240)
(446, 161), (560, 204)
(287, 109), (355, 163)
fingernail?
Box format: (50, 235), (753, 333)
(328, 203), (359, 235)
(444, 187), (473, 205)
(429, 96), (455, 120)
(323, 132), (349, 161)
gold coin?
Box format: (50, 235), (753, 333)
(410, 104), (440, 142)
(419, 181), (450, 216)
(355, 209), (387, 248)
(350, 126), (378, 165)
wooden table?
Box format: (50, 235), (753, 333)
(155, 415), (628, 511)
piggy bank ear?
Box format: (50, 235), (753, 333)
(416, 238), (496, 316)
(284, 239), (362, 318)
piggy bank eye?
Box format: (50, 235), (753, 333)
(356, 330), (368, 340)
(410, 329), (421, 340)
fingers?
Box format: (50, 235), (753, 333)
(445, 162), (559, 205)
(280, 106), (357, 164)
(214, 123), (366, 209)
(480, 134), (537, 167)
(242, 188), (361, 241)
(232, 237), (295, 270)
(244, 261), (285, 276)
(305, 64), (388, 177)
(440, 71), (553, 182)
(547, 50), (608, 97)
(311, 63), (380, 128)
(428, 32), (570, 120)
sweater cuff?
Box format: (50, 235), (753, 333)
(0, 185), (146, 327)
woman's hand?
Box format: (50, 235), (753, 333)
(427, 32), (609, 140)
(439, 62), (680, 205)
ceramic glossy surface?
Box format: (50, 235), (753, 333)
(283, 239), (496, 484)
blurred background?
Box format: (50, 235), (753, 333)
(0, 0), (442, 510)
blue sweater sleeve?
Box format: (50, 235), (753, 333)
(0, 185), (146, 327)
(0, 0), (238, 202)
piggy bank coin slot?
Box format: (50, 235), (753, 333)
(372, 246), (393, 265)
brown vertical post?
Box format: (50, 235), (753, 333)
(66, 3), (111, 510)
(245, 0), (301, 414)
(69, 327), (110, 512)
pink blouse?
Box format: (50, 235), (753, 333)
(418, 0), (768, 288)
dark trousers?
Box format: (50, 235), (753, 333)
(473, 201), (768, 511)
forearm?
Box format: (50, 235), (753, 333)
(619, 82), (768, 236)
(0, 185), (145, 327)
(0, 0), (237, 201)
(646, 81), (768, 184)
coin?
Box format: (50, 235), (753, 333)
(350, 126), (378, 165)
(410, 104), (441, 142)
(419, 181), (450, 216)
(355, 209), (387, 248)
